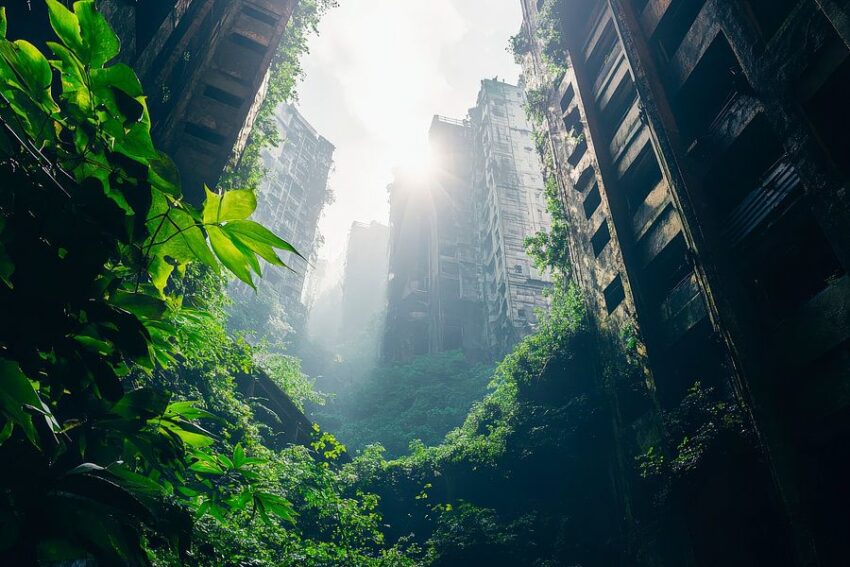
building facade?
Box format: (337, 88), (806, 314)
(14, 0), (299, 204)
(340, 221), (390, 335)
(235, 104), (334, 332)
(471, 80), (553, 354)
(385, 83), (552, 362)
(520, 0), (850, 564)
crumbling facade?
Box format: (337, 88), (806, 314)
(471, 80), (553, 355)
(385, 84), (552, 362)
(520, 0), (850, 564)
(233, 104), (334, 332)
(15, 0), (300, 204)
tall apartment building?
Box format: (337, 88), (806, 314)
(15, 0), (299, 204)
(341, 221), (390, 335)
(384, 124), (488, 361)
(471, 80), (553, 354)
(385, 83), (552, 362)
(520, 0), (850, 564)
(238, 104), (334, 332)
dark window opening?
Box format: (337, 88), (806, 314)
(640, 234), (691, 307)
(704, 115), (783, 220)
(654, 319), (727, 409)
(136, 0), (178, 54)
(563, 106), (583, 137)
(800, 42), (850, 180)
(584, 184), (602, 218)
(621, 143), (663, 213)
(654, 0), (707, 63)
(739, 207), (845, 315)
(242, 6), (279, 27)
(744, 0), (798, 40)
(585, 22), (619, 80)
(576, 166), (596, 192)
(185, 123), (227, 146)
(560, 84), (576, 114)
(569, 139), (588, 166)
(203, 85), (245, 108)
(600, 74), (638, 139)
(604, 275), (626, 313)
(230, 33), (268, 55)
(671, 34), (748, 144)
(591, 221), (611, 256)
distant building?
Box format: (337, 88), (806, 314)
(340, 221), (390, 335)
(384, 82), (552, 362)
(471, 80), (552, 354)
(233, 104), (334, 334)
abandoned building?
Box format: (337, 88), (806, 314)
(384, 81), (553, 362)
(472, 79), (554, 355)
(11, 0), (300, 204)
(340, 221), (390, 337)
(231, 104), (335, 333)
(520, 0), (850, 564)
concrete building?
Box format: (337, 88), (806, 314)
(385, 84), (552, 362)
(235, 104), (334, 333)
(340, 221), (390, 335)
(520, 0), (850, 564)
(471, 80), (553, 354)
(14, 0), (300, 204)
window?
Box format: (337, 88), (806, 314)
(584, 184), (602, 218)
(604, 275), (626, 313)
(591, 221), (611, 256)
(514, 264), (524, 275)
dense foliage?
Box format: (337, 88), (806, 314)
(313, 352), (492, 458)
(0, 4), (412, 565)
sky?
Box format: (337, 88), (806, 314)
(296, 0), (523, 289)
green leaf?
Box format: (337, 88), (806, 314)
(149, 255), (174, 294)
(0, 359), (41, 446)
(0, 7), (6, 39)
(75, 1), (120, 67)
(47, 41), (91, 112)
(0, 421), (12, 445)
(0, 40), (55, 109)
(224, 220), (302, 258)
(149, 152), (181, 196)
(208, 225), (254, 287)
(90, 63), (143, 97)
(219, 189), (257, 221)
(46, 0), (84, 55)
(111, 388), (169, 420)
(202, 186), (222, 224)
(112, 289), (167, 319)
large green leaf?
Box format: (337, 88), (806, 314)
(208, 225), (254, 287)
(90, 63), (143, 97)
(0, 40), (56, 110)
(0, 359), (42, 445)
(224, 219), (302, 258)
(75, 1), (119, 67)
(46, 0), (84, 55)
(47, 41), (91, 112)
(202, 186), (222, 224)
(219, 189), (257, 221)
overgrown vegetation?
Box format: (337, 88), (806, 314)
(0, 3), (413, 565)
(313, 352), (493, 458)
